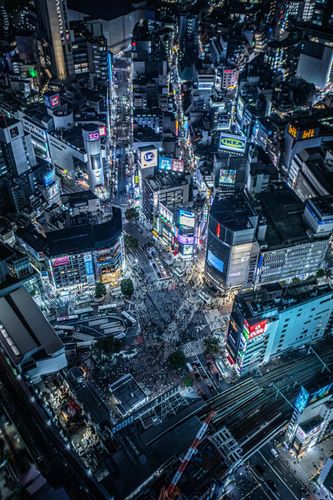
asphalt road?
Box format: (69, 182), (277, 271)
(249, 444), (306, 499)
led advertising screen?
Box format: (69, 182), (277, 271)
(309, 382), (333, 405)
(140, 147), (158, 168)
(98, 125), (107, 137)
(52, 256), (70, 267)
(159, 156), (173, 171)
(207, 250), (224, 273)
(243, 319), (267, 339)
(219, 169), (237, 185)
(159, 203), (173, 223)
(43, 170), (55, 187)
(50, 94), (60, 108)
(295, 386), (310, 413)
(159, 157), (184, 172)
(172, 159), (184, 172)
(182, 245), (193, 256)
(179, 210), (195, 228)
(219, 133), (246, 153)
(87, 131), (100, 141)
(178, 234), (194, 245)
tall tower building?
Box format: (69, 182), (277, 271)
(0, 116), (38, 212)
(35, 0), (73, 80)
(82, 124), (105, 190)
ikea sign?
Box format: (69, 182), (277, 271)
(219, 133), (246, 153)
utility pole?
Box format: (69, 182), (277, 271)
(308, 346), (332, 374)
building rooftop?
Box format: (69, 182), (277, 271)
(109, 374), (147, 416)
(0, 242), (15, 261)
(309, 195), (333, 217)
(210, 191), (257, 231)
(75, 384), (110, 426)
(46, 207), (122, 256)
(0, 116), (18, 129)
(257, 184), (311, 248)
(145, 172), (190, 192)
(0, 287), (63, 365)
(235, 280), (332, 323)
(15, 225), (48, 255)
(68, 0), (135, 20)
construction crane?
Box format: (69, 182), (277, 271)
(158, 411), (215, 500)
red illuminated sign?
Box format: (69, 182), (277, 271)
(216, 223), (221, 238)
(98, 125), (106, 137)
(244, 319), (267, 339)
(226, 354), (236, 366)
(53, 256), (70, 267)
(50, 94), (60, 108)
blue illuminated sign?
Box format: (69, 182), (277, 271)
(258, 255), (264, 269)
(84, 254), (94, 277)
(43, 170), (55, 187)
(159, 156), (172, 171)
(107, 51), (113, 83)
(295, 386), (309, 413)
(207, 250), (224, 273)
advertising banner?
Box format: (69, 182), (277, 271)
(219, 133), (246, 153)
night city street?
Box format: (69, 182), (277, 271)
(0, 0), (333, 499)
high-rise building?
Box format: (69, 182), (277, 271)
(0, 116), (38, 212)
(35, 0), (73, 80)
(286, 379), (333, 457)
(69, 20), (90, 75)
(82, 124), (105, 190)
(296, 41), (333, 88)
(205, 192), (259, 291)
(45, 192), (124, 288)
(255, 186), (330, 285)
(226, 282), (333, 375)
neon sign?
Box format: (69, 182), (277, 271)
(243, 319), (267, 339)
(88, 132), (100, 141)
(288, 124), (297, 138)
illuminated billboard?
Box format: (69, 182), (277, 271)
(172, 159), (184, 172)
(87, 131), (100, 141)
(288, 124), (298, 138)
(219, 133), (246, 153)
(207, 250), (224, 273)
(159, 156), (173, 171)
(295, 386), (310, 413)
(50, 94), (60, 108)
(179, 210), (195, 228)
(52, 256), (70, 267)
(309, 382), (333, 404)
(99, 125), (107, 137)
(159, 157), (184, 172)
(182, 245), (193, 256)
(178, 234), (194, 245)
(140, 147), (158, 168)
(219, 169), (237, 185)
(243, 319), (267, 339)
(43, 170), (55, 187)
(84, 253), (95, 284)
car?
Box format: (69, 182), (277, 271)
(270, 448), (279, 458)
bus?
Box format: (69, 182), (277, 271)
(54, 325), (74, 331)
(98, 303), (118, 312)
(104, 327), (125, 335)
(198, 291), (212, 304)
(74, 307), (93, 315)
(121, 311), (137, 326)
